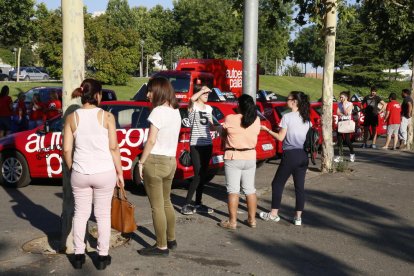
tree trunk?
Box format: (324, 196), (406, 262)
(321, 0), (337, 173)
(16, 48), (21, 83)
(407, 55), (414, 150)
(61, 0), (85, 254)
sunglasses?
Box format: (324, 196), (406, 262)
(287, 98), (294, 101)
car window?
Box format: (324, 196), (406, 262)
(49, 117), (63, 132)
(275, 106), (291, 118)
(23, 88), (40, 103)
(168, 76), (190, 93)
(102, 90), (117, 101)
(26, 68), (33, 73)
(313, 106), (322, 115)
(211, 106), (225, 121)
(33, 68), (41, 73)
(102, 105), (150, 129)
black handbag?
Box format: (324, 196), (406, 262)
(179, 149), (192, 167)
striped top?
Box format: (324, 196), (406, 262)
(189, 102), (213, 146)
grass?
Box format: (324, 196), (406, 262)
(2, 76), (410, 101)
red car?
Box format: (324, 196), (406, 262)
(0, 101), (205, 188)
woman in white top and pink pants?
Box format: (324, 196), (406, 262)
(63, 79), (124, 270)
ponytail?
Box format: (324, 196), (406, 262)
(71, 79), (102, 106)
(290, 91), (310, 123)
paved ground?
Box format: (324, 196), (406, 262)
(0, 138), (413, 275)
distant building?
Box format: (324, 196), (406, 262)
(383, 68), (412, 81)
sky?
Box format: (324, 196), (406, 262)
(36, 0), (173, 12)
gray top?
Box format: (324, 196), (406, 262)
(280, 111), (311, 151)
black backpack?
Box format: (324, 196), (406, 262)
(304, 122), (319, 165)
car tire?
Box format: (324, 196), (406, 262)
(0, 151), (31, 188)
(3, 77), (9, 81)
(24, 76), (30, 81)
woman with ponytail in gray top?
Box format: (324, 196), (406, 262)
(260, 91), (311, 226)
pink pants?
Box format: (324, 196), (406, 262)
(71, 169), (116, 255)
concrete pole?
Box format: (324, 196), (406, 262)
(61, 0), (84, 254)
(16, 48), (21, 82)
(321, 0), (337, 173)
(242, 0), (259, 102)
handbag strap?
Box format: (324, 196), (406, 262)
(113, 186), (128, 200)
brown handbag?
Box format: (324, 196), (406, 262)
(111, 187), (137, 233)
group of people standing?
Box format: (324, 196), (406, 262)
(63, 77), (312, 269)
(0, 85), (62, 137)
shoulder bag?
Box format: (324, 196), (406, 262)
(338, 120), (355, 133)
(111, 187), (137, 233)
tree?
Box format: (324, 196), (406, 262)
(173, 0), (243, 58)
(290, 25), (324, 74)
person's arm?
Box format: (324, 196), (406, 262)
(138, 123), (159, 179)
(106, 112), (124, 188)
(63, 114), (74, 170)
(337, 105), (343, 116)
(261, 125), (287, 141)
(190, 87), (211, 103)
(408, 101), (413, 118)
(379, 100), (386, 113)
(384, 110), (390, 122)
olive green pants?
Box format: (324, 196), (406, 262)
(143, 154), (177, 248)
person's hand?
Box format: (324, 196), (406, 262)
(138, 163), (144, 180)
(116, 173), (124, 188)
(261, 125), (269, 132)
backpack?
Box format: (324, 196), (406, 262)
(304, 122), (319, 165)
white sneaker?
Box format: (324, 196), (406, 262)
(333, 156), (343, 163)
(293, 217), (302, 226)
(349, 154), (355, 162)
(259, 212), (280, 222)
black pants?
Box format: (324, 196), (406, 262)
(185, 145), (212, 205)
(363, 115), (378, 143)
(337, 132), (354, 154)
(271, 149), (308, 211)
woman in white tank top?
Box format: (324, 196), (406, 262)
(63, 79), (123, 270)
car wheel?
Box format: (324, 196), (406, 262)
(24, 76), (30, 81)
(0, 151), (31, 188)
(3, 77), (9, 81)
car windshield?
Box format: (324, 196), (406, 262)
(101, 105), (150, 129)
(167, 76), (191, 93)
(275, 106), (291, 118)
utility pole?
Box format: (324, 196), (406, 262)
(242, 0), (259, 102)
(61, 0), (85, 253)
(321, 0), (337, 173)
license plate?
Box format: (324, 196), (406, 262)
(262, 144), (273, 151)
(212, 155), (224, 164)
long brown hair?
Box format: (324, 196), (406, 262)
(147, 77), (178, 109)
(72, 78), (102, 105)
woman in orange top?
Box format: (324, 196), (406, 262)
(219, 94), (261, 230)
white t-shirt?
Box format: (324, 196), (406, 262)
(280, 111), (311, 151)
(338, 101), (353, 121)
(147, 105), (181, 157)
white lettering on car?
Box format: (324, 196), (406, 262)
(27, 128), (149, 178)
(226, 68), (243, 89)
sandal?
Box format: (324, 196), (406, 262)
(245, 220), (257, 228)
(218, 220), (237, 230)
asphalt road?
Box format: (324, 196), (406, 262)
(0, 138), (413, 275)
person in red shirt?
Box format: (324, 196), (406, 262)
(45, 90), (62, 120)
(382, 92), (401, 150)
(28, 93), (44, 129)
(12, 92), (28, 133)
(0, 85), (13, 137)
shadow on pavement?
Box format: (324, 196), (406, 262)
(355, 150), (414, 171)
(237, 235), (359, 275)
(304, 189), (414, 263)
(1, 186), (61, 252)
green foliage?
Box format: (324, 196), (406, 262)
(106, 0), (134, 29)
(283, 64), (302, 77)
(0, 0), (35, 46)
(290, 25), (324, 70)
(173, 0), (243, 58)
(33, 6), (62, 79)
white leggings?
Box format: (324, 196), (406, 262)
(71, 169), (116, 255)
(224, 159), (256, 195)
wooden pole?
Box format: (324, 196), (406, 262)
(407, 55), (414, 150)
(321, 0), (337, 173)
(61, 0), (84, 253)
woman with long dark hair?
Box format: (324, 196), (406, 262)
(137, 77), (181, 257)
(63, 79), (124, 270)
(219, 94), (261, 230)
(0, 85), (13, 137)
(260, 91), (310, 226)
(334, 91), (355, 162)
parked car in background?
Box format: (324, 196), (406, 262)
(10, 67), (50, 81)
(0, 73), (10, 81)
